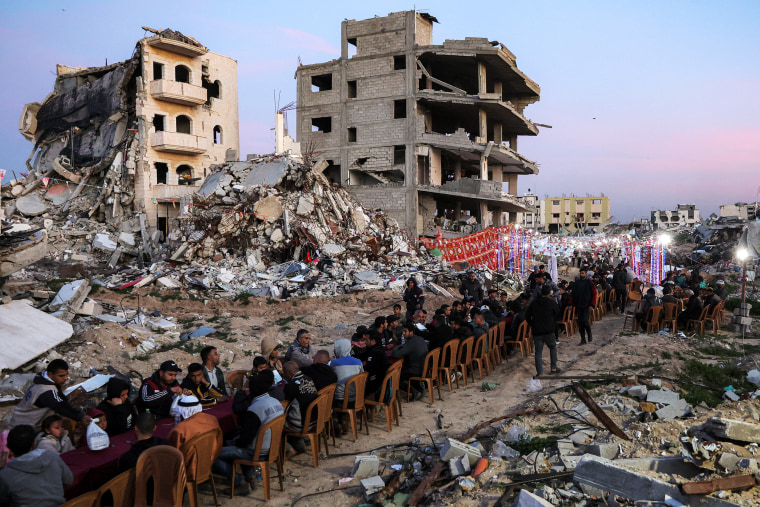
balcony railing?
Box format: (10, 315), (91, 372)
(151, 131), (208, 154)
(150, 80), (207, 106)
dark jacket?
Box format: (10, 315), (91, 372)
(139, 371), (179, 418)
(96, 398), (138, 436)
(0, 449), (73, 507)
(391, 335), (428, 378)
(573, 278), (596, 308)
(118, 436), (170, 472)
(301, 363), (338, 391)
(526, 296), (561, 336)
(402, 278), (425, 314)
(364, 344), (390, 395)
(459, 277), (484, 304)
(612, 269), (628, 292)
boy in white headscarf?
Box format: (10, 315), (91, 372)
(168, 394), (222, 483)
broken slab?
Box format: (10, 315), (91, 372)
(514, 489), (553, 507)
(0, 301), (74, 371)
(351, 455), (380, 480)
(704, 417), (760, 443)
(15, 193), (48, 216)
(574, 454), (737, 506)
(439, 438), (482, 467)
(646, 389), (681, 405)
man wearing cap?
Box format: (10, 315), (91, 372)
(140, 360), (183, 418)
(459, 271), (484, 305)
(715, 280), (729, 301)
(201, 346), (228, 396)
(168, 394), (223, 482)
(181, 363), (228, 406)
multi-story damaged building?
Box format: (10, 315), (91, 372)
(295, 10), (541, 238)
(18, 28), (239, 237)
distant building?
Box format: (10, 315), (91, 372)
(719, 202), (757, 221)
(543, 196), (610, 233)
(295, 10), (540, 238)
(650, 204), (700, 230)
(514, 192), (543, 230)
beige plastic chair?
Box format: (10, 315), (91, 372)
(134, 445), (187, 507)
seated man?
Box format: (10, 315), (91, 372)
(285, 329), (313, 368)
(282, 361), (318, 457)
(97, 378), (137, 436)
(213, 372), (284, 495)
(118, 413), (169, 472)
(0, 424), (73, 506)
(301, 350), (338, 391)
(9, 359), (89, 432)
(201, 346), (228, 397)
(181, 363), (228, 406)
(392, 323), (429, 401)
(636, 288), (663, 330)
(140, 360), (183, 418)
(168, 395), (223, 482)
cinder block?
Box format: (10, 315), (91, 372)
(646, 389), (680, 405)
(439, 438), (482, 467)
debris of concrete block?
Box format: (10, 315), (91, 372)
(92, 233), (118, 251)
(514, 489), (553, 507)
(646, 389), (681, 406)
(0, 301), (74, 371)
(717, 452), (741, 472)
(705, 417), (760, 443)
(448, 455), (470, 477)
(360, 475), (384, 496)
(655, 399), (690, 420)
(588, 443), (619, 460)
(627, 385), (648, 399)
(439, 438), (482, 467)
(351, 455), (379, 480)
(723, 390), (740, 402)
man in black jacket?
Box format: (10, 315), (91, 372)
(526, 286), (561, 377)
(574, 268), (595, 345)
(612, 264), (628, 314)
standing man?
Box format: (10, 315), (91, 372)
(9, 359), (90, 431)
(201, 346), (228, 397)
(140, 360), (183, 418)
(459, 271), (484, 306)
(612, 263), (628, 315)
(526, 286), (561, 377)
(574, 268), (596, 346)
(402, 277), (425, 319)
(285, 329), (313, 368)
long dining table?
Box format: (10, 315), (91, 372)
(61, 400), (238, 499)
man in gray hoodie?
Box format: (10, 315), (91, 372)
(0, 424), (73, 507)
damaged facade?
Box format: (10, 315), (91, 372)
(295, 10), (540, 239)
(16, 27), (239, 238)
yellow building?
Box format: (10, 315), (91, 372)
(543, 195), (610, 233)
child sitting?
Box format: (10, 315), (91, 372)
(34, 415), (74, 454)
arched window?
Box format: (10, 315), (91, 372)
(213, 125), (223, 144)
(175, 65), (190, 83)
(176, 115), (192, 134)
(176, 164), (194, 185)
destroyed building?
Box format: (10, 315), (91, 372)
(16, 27), (239, 237)
(295, 10), (540, 239)
(651, 203), (701, 230)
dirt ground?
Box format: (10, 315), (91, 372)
(4, 274), (758, 505)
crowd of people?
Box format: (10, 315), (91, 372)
(0, 260), (732, 504)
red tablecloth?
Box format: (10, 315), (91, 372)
(62, 401), (237, 499)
